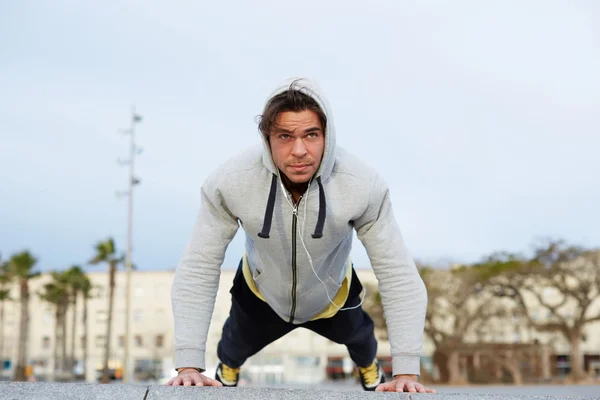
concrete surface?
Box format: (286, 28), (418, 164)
(146, 386), (411, 399)
(0, 382), (149, 399)
(0, 383), (598, 400)
(411, 395), (600, 400)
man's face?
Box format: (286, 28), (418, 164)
(269, 110), (325, 184)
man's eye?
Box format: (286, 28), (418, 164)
(308, 133), (318, 138)
(280, 134), (290, 140)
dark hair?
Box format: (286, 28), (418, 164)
(257, 80), (327, 138)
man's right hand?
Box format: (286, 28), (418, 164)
(166, 368), (223, 387)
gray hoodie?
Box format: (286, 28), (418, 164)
(171, 78), (427, 376)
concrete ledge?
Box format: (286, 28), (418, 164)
(1, 383), (599, 400)
(411, 396), (599, 400)
(147, 386), (410, 399)
(146, 387), (600, 400)
(0, 382), (149, 399)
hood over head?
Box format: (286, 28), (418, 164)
(259, 77), (336, 183)
(257, 78), (335, 240)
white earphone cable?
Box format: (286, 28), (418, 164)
(297, 180), (366, 311)
(275, 173), (367, 311)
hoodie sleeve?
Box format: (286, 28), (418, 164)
(353, 172), (427, 377)
(171, 171), (239, 371)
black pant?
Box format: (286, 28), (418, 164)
(217, 260), (378, 369)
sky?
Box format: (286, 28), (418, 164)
(1, 1), (599, 273)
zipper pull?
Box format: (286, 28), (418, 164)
(292, 195), (302, 216)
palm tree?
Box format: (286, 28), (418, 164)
(79, 276), (92, 380)
(63, 266), (87, 378)
(89, 238), (123, 384)
(38, 271), (70, 380)
(56, 272), (70, 377)
(0, 257), (13, 374)
(7, 251), (41, 381)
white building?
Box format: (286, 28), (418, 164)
(0, 268), (399, 384)
(1, 266), (598, 383)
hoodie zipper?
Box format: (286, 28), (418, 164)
(289, 195), (302, 323)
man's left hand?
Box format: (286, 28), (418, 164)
(375, 374), (436, 393)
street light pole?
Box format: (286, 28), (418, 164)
(118, 107), (143, 384)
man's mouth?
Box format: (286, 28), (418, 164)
(290, 164), (310, 172)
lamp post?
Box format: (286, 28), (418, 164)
(118, 107), (143, 383)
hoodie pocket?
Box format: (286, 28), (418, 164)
(252, 267), (267, 284)
(326, 266), (344, 290)
(322, 268), (342, 300)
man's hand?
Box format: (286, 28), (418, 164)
(375, 374), (436, 393)
(166, 368), (223, 387)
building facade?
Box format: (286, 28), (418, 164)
(0, 267), (598, 383)
(0, 268), (396, 383)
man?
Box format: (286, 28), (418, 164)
(167, 78), (434, 393)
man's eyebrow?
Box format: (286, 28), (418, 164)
(305, 127), (322, 133)
(272, 127), (294, 134)
(272, 126), (322, 135)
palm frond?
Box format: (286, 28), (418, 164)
(7, 251), (39, 278)
(89, 238), (118, 265)
(0, 289), (11, 301)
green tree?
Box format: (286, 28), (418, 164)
(38, 271), (70, 379)
(7, 251), (41, 381)
(79, 275), (93, 380)
(421, 266), (511, 384)
(64, 265), (88, 376)
(0, 256), (13, 369)
(89, 238), (123, 384)
(476, 240), (600, 382)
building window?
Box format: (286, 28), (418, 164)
(134, 309), (143, 322)
(96, 310), (107, 324)
(95, 335), (106, 349)
(135, 335), (143, 347)
(92, 285), (105, 299)
(43, 309), (52, 325)
(155, 335), (164, 348)
(81, 335), (86, 349)
(118, 336), (125, 348)
(264, 356), (283, 365)
(295, 356), (318, 366)
(134, 287), (144, 297)
(42, 336), (50, 349)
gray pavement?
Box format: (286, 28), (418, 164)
(0, 382), (598, 399)
(0, 382), (148, 399)
(411, 395), (599, 400)
(146, 386), (411, 399)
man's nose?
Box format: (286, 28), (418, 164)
(291, 138), (308, 157)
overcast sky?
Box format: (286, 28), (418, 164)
(1, 1), (598, 272)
